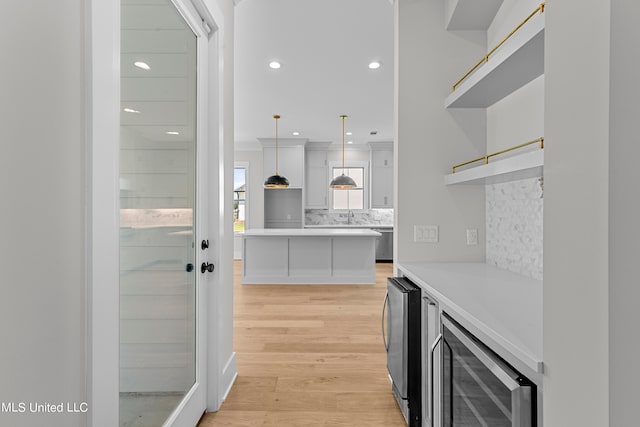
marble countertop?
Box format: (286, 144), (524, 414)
(243, 228), (381, 237)
(397, 262), (543, 379)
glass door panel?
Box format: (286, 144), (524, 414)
(442, 315), (535, 427)
(120, 0), (197, 425)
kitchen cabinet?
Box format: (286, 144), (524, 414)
(305, 143), (330, 209)
(261, 141), (305, 188)
(397, 262), (544, 425)
(369, 142), (393, 208)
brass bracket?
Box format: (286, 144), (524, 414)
(451, 2), (546, 92)
(452, 137), (544, 173)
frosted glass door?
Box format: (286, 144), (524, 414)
(119, 0), (198, 425)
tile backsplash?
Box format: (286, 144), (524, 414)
(305, 209), (394, 226)
(486, 177), (543, 280)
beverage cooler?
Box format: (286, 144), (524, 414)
(440, 313), (536, 426)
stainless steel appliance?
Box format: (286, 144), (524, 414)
(383, 277), (422, 426)
(374, 228), (393, 261)
(440, 313), (536, 426)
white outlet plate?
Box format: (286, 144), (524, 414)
(415, 225), (438, 243)
(466, 228), (478, 245)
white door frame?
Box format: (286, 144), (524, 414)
(86, 0), (231, 425)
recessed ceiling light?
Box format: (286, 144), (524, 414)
(165, 131), (180, 135)
(269, 61), (281, 69)
(292, 131), (300, 136)
(346, 131), (353, 136)
(347, 141), (353, 144)
(134, 61), (150, 70)
(368, 61), (381, 69)
(123, 108), (141, 114)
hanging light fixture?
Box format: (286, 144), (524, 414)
(264, 114), (290, 188)
(330, 115), (357, 189)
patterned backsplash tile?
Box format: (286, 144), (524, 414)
(305, 209), (394, 226)
(486, 177), (543, 280)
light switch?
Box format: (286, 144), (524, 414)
(466, 228), (478, 245)
(415, 225), (438, 243)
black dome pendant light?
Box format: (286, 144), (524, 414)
(330, 115), (357, 189)
(264, 114), (290, 188)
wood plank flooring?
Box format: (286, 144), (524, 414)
(198, 261), (406, 427)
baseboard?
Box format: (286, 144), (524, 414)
(220, 351), (237, 402)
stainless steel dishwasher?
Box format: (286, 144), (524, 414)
(374, 228), (393, 261)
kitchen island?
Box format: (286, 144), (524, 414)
(242, 228), (381, 284)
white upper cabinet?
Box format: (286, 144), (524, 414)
(369, 142), (394, 208)
(305, 145), (330, 209)
(261, 139), (305, 188)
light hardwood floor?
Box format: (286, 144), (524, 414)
(198, 261), (406, 427)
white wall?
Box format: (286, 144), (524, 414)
(395, 0), (486, 264)
(608, 1), (640, 425)
(0, 2), (87, 426)
(486, 75), (544, 153)
(544, 0), (610, 425)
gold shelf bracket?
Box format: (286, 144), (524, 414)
(452, 137), (544, 174)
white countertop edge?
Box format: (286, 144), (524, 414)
(303, 224), (393, 229)
(398, 262), (544, 377)
(243, 228), (381, 237)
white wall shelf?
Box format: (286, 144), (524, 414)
(445, 0), (504, 31)
(445, 10), (544, 108)
(444, 149), (543, 185)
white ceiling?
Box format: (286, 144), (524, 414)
(234, 0), (394, 148)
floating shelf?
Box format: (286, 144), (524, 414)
(445, 10), (545, 108)
(444, 149), (543, 185)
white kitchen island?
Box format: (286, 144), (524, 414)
(242, 228), (381, 284)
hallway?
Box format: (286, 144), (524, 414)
(198, 261), (405, 426)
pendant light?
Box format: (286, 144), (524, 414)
(330, 115), (357, 189)
(264, 114), (290, 188)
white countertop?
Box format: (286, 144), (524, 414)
(397, 262), (543, 378)
(243, 228), (381, 237)
(304, 224), (393, 229)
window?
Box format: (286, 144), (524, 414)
(234, 167), (247, 232)
(332, 167), (365, 210)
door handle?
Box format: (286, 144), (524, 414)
(381, 292), (389, 351)
(430, 333), (443, 427)
(186, 263), (194, 272)
(201, 262), (214, 273)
